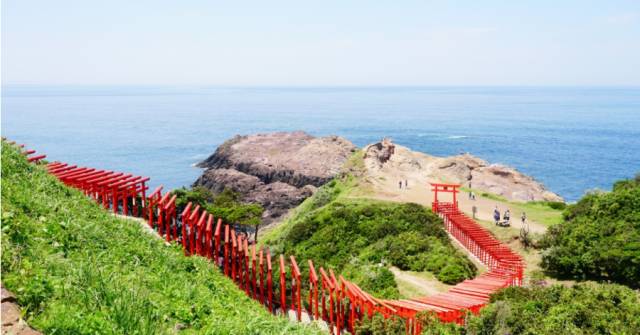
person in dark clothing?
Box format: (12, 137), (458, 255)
(399, 181), (402, 189)
(493, 207), (500, 225)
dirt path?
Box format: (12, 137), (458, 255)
(389, 267), (451, 297)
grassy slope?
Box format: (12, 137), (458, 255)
(1, 143), (320, 335)
(462, 187), (564, 226)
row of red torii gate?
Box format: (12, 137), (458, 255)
(8, 140), (524, 335)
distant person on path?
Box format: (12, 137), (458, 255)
(521, 212), (527, 225)
(472, 205), (478, 219)
(405, 180), (408, 189)
(399, 181), (402, 189)
(493, 207), (500, 225)
(503, 209), (511, 224)
(470, 191), (476, 200)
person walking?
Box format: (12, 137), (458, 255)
(399, 180), (402, 189)
(493, 206), (500, 226)
(472, 205), (478, 219)
(521, 212), (527, 225)
(405, 180), (408, 189)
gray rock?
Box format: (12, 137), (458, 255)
(195, 131), (357, 223)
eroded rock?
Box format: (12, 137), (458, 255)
(195, 131), (357, 223)
(363, 139), (563, 202)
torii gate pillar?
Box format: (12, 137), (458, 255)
(430, 183), (460, 212)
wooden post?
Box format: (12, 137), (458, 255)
(180, 203), (192, 254)
(251, 245), (257, 299)
(290, 256), (302, 321)
(309, 260), (319, 320)
(195, 211), (207, 256)
(244, 239), (250, 296)
(205, 214), (213, 259)
(224, 225), (230, 276)
(267, 249), (273, 313)
(279, 255), (287, 315)
(231, 229), (237, 281)
(214, 219), (222, 264)
(259, 248), (265, 304)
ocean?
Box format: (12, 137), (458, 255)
(2, 86), (639, 202)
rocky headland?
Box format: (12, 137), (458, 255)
(194, 132), (563, 225)
(194, 131), (357, 223)
(362, 139), (563, 202)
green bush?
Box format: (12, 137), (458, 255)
(268, 180), (476, 298)
(1, 143), (318, 334)
(466, 283), (640, 335)
(355, 314), (406, 335)
(532, 201), (567, 210)
(416, 311), (463, 335)
(540, 175), (640, 287)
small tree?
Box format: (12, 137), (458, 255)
(208, 188), (264, 242)
(171, 186), (214, 214)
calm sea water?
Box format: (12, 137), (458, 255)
(2, 86), (639, 202)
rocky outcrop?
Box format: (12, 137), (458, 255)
(195, 132), (357, 223)
(438, 155), (563, 202)
(2, 286), (41, 335)
(363, 140), (563, 202)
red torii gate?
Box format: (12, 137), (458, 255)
(430, 183), (460, 212)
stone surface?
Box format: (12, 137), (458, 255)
(195, 131), (357, 223)
(363, 139), (563, 202)
(1, 286), (41, 335)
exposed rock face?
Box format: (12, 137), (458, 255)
(195, 131), (356, 223)
(363, 140), (563, 202)
(2, 286), (42, 335)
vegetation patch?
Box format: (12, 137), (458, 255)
(465, 282), (640, 335)
(462, 187), (565, 226)
(540, 175), (640, 288)
(263, 178), (477, 298)
(1, 143), (319, 334)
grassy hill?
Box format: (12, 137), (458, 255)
(0, 143), (320, 334)
(262, 175), (477, 299)
(540, 175), (640, 288)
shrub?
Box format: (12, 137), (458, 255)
(270, 180), (476, 298)
(466, 283), (640, 335)
(540, 175), (640, 287)
(355, 314), (406, 335)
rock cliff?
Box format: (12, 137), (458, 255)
(194, 131), (357, 223)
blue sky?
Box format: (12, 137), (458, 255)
(2, 0), (639, 86)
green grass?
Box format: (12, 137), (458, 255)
(1, 143), (320, 335)
(461, 187), (565, 226)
